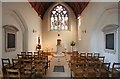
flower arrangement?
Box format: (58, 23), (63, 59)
(70, 41), (76, 46)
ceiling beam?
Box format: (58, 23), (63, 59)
(29, 2), (89, 19)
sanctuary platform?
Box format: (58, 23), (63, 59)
(53, 53), (65, 57)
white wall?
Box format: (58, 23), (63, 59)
(79, 2), (119, 64)
(0, 1), (2, 77)
(118, 2), (120, 63)
(118, 18), (120, 63)
(42, 3), (77, 52)
(2, 2), (42, 54)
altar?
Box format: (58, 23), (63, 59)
(54, 39), (64, 57)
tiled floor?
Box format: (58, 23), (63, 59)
(45, 54), (71, 77)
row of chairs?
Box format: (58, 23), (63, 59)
(21, 51), (39, 55)
(2, 59), (44, 78)
(72, 62), (110, 78)
(17, 51), (50, 68)
(2, 58), (22, 79)
(70, 52), (105, 63)
(72, 51), (100, 57)
(1, 51), (50, 79)
(70, 51), (120, 78)
(18, 51), (49, 59)
(72, 62), (120, 78)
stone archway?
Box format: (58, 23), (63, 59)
(3, 9), (28, 52)
(13, 10), (28, 51)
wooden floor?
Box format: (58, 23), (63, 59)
(45, 54), (71, 77)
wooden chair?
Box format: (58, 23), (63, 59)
(71, 62), (79, 77)
(2, 58), (12, 78)
(21, 59), (35, 78)
(17, 54), (23, 59)
(34, 52), (39, 56)
(34, 56), (47, 76)
(21, 52), (26, 59)
(84, 62), (97, 78)
(69, 55), (78, 68)
(98, 56), (105, 63)
(93, 53), (100, 60)
(26, 55), (32, 59)
(34, 54), (39, 60)
(21, 52), (26, 55)
(72, 62), (86, 77)
(40, 54), (49, 72)
(2, 58), (11, 69)
(27, 52), (32, 55)
(80, 53), (86, 57)
(94, 53), (100, 58)
(80, 53), (86, 61)
(34, 62), (45, 77)
(33, 52), (39, 61)
(12, 59), (22, 69)
(87, 53), (93, 62)
(111, 63), (120, 77)
(99, 62), (111, 77)
(86, 62), (96, 69)
(34, 55), (42, 65)
(87, 53), (93, 57)
(6, 68), (20, 79)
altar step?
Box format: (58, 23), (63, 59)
(53, 53), (65, 57)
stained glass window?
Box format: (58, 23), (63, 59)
(50, 4), (69, 31)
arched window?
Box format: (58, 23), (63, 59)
(50, 4), (69, 31)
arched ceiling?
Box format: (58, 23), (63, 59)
(29, 2), (89, 19)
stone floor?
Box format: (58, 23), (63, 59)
(45, 54), (71, 77)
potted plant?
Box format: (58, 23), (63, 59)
(70, 41), (76, 51)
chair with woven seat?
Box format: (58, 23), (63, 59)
(34, 54), (39, 62)
(80, 53), (86, 57)
(17, 54), (24, 59)
(26, 54), (33, 59)
(21, 59), (35, 78)
(111, 62), (120, 77)
(34, 62), (45, 77)
(84, 62), (97, 78)
(80, 53), (86, 62)
(6, 68), (20, 79)
(21, 52), (26, 59)
(98, 56), (105, 63)
(99, 62), (111, 77)
(2, 58), (12, 78)
(87, 53), (93, 57)
(87, 53), (93, 62)
(34, 52), (39, 56)
(26, 52), (33, 59)
(94, 53), (100, 58)
(12, 59), (22, 69)
(27, 52), (32, 55)
(21, 52), (26, 55)
(93, 53), (100, 61)
(73, 61), (86, 77)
